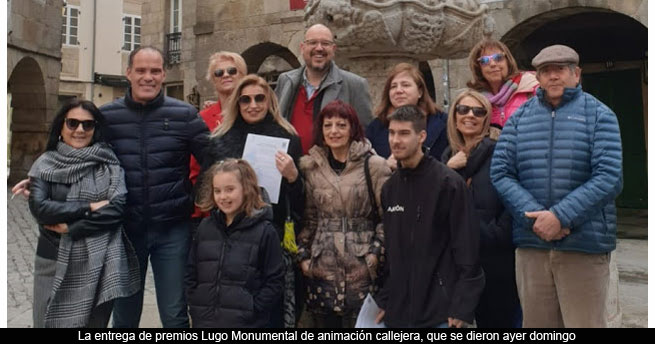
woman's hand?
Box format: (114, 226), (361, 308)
(365, 253), (378, 279)
(447, 151), (468, 169)
(90, 200), (109, 212)
(275, 151), (298, 183)
(11, 179), (31, 199)
(386, 155), (398, 171)
(44, 223), (68, 234)
(300, 259), (312, 278)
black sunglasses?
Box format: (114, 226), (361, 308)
(213, 67), (238, 78)
(238, 94), (266, 105)
(455, 104), (487, 118)
(65, 118), (97, 131)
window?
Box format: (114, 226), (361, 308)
(61, 5), (79, 45)
(123, 15), (141, 51)
(170, 0), (181, 33)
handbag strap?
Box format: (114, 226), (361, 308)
(364, 153), (381, 224)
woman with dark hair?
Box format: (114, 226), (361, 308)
(202, 74), (303, 327)
(441, 90), (520, 328)
(366, 62), (447, 169)
(467, 39), (539, 138)
(27, 99), (140, 328)
(298, 100), (391, 328)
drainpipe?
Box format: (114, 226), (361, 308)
(442, 59), (451, 111)
(90, 0), (97, 102)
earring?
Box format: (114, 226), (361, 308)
(58, 135), (62, 141)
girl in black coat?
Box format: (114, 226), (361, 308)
(186, 159), (284, 328)
(442, 90), (521, 328)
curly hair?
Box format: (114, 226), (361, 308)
(195, 159), (266, 216)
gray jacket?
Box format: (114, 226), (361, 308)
(275, 61), (373, 126)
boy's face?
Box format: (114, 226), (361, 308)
(388, 120), (426, 162)
(213, 171), (244, 219)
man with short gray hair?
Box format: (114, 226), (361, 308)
(490, 44), (623, 327)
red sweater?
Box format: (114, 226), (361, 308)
(290, 86), (317, 154)
(190, 102), (222, 218)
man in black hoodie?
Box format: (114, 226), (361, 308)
(375, 105), (484, 328)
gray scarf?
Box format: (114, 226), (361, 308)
(28, 142), (140, 328)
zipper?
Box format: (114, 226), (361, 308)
(548, 110), (555, 208)
(408, 176), (415, 327)
(140, 109), (149, 220)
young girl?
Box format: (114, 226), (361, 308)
(186, 159), (284, 328)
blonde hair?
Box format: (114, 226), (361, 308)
(446, 90), (491, 155)
(466, 39), (520, 92)
(195, 159), (266, 216)
(212, 74), (297, 138)
(205, 51), (247, 82)
(374, 63), (440, 126)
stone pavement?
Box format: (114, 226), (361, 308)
(6, 187), (648, 328)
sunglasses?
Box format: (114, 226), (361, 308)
(213, 67), (238, 78)
(65, 118), (96, 131)
(238, 94), (266, 105)
(477, 53), (505, 66)
(455, 104), (487, 118)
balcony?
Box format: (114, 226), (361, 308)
(166, 32), (182, 65)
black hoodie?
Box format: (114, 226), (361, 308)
(376, 154), (484, 327)
(185, 206), (284, 328)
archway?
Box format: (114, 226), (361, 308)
(8, 57), (48, 183)
(504, 10), (647, 209)
(241, 42), (301, 86)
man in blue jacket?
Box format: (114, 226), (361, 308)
(101, 47), (209, 328)
(490, 45), (623, 328)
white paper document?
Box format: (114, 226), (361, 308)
(242, 133), (290, 204)
(355, 293), (386, 328)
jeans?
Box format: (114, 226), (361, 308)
(112, 220), (191, 328)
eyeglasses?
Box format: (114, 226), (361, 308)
(303, 40), (335, 48)
(477, 53), (505, 66)
(455, 105), (487, 118)
(213, 67), (238, 78)
(238, 94), (266, 105)
(65, 118), (96, 131)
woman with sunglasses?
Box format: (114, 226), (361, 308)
(27, 99), (140, 327)
(366, 63), (447, 170)
(467, 39), (538, 139)
(297, 100), (391, 328)
(202, 74), (303, 328)
(189, 52), (247, 232)
(441, 90), (521, 328)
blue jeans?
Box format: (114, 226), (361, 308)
(112, 220), (190, 328)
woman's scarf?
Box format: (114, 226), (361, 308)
(484, 73), (523, 108)
(28, 142), (140, 328)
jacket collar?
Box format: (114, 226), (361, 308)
(397, 151), (433, 178)
(536, 84), (582, 109)
(291, 61), (342, 92)
(124, 87), (166, 110)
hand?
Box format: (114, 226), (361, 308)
(11, 179), (31, 199)
(90, 200), (109, 212)
(365, 253), (378, 279)
(375, 309), (385, 324)
(300, 260), (311, 277)
(525, 210), (562, 241)
(386, 156), (397, 171)
(448, 317), (465, 328)
(552, 228), (571, 241)
(44, 223), (68, 234)
(203, 100), (216, 109)
(447, 151), (467, 170)
(275, 151), (298, 183)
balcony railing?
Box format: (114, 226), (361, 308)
(166, 32), (182, 65)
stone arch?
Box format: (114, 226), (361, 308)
(8, 57), (49, 183)
(241, 42), (301, 86)
(419, 61), (436, 104)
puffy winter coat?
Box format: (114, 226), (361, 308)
(298, 140), (391, 315)
(490, 85), (623, 254)
(100, 89), (209, 225)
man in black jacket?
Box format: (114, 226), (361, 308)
(101, 47), (209, 328)
(375, 105), (484, 328)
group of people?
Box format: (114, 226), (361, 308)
(15, 22), (623, 329)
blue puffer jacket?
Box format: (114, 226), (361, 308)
(101, 89), (209, 225)
(490, 85), (623, 254)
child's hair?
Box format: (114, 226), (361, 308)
(195, 159), (266, 216)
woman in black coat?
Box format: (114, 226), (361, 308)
(441, 89), (521, 328)
(202, 74), (303, 327)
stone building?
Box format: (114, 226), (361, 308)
(58, 0), (147, 108)
(140, 0), (646, 209)
(7, 0), (64, 183)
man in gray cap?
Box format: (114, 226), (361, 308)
(490, 44), (623, 327)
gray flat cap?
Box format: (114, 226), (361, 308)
(531, 45), (579, 69)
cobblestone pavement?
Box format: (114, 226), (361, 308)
(6, 187), (648, 328)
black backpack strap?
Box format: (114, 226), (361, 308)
(364, 153), (381, 224)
